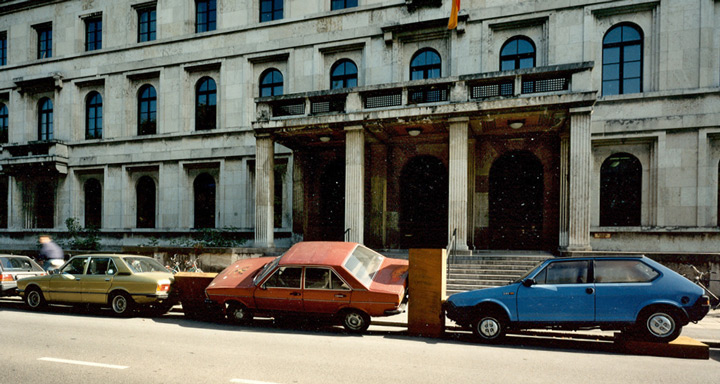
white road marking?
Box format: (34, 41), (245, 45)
(230, 379), (283, 384)
(38, 357), (129, 370)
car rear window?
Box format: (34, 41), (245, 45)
(594, 260), (659, 283)
(343, 245), (384, 287)
(124, 257), (168, 273)
(1, 257), (42, 271)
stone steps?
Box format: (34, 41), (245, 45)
(445, 251), (552, 295)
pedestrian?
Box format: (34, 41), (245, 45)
(38, 234), (65, 271)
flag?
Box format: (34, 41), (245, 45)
(448, 0), (461, 30)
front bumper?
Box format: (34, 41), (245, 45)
(443, 301), (471, 325)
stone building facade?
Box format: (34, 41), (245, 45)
(1, 0), (720, 258)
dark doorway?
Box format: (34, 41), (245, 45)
(600, 153), (641, 226)
(35, 181), (55, 228)
(489, 151), (544, 249)
(318, 159), (345, 241)
(136, 176), (156, 228)
(400, 156), (448, 248)
(194, 173), (216, 228)
(84, 178), (102, 228)
(0, 177), (7, 228)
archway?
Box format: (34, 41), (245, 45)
(489, 151), (544, 249)
(400, 155), (448, 248)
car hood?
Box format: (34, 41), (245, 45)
(369, 258), (409, 295)
(447, 283), (521, 307)
(206, 257), (275, 290)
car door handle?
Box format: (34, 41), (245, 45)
(105, 278), (111, 282)
(586, 287), (595, 294)
(289, 292), (301, 296)
(334, 294), (346, 298)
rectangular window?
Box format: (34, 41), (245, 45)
(260, 0), (283, 22)
(0, 32), (6, 66)
(331, 0), (357, 10)
(36, 25), (52, 59)
(138, 7), (157, 42)
(196, 0), (217, 33)
(85, 17), (102, 51)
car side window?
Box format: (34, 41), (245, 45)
(543, 261), (589, 284)
(264, 267), (302, 288)
(88, 257), (111, 275)
(594, 260), (659, 283)
(61, 258), (87, 275)
(304, 268), (331, 289)
(330, 271), (350, 290)
(106, 259), (117, 275)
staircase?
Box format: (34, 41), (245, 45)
(446, 251), (553, 296)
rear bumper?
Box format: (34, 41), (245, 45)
(685, 295), (711, 323)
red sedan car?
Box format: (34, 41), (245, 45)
(205, 242), (408, 332)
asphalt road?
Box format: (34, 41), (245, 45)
(1, 300), (718, 384)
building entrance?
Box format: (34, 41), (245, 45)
(400, 155), (448, 248)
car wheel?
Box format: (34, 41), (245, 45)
(472, 315), (506, 342)
(110, 292), (134, 316)
(638, 308), (682, 343)
(25, 287), (46, 309)
(227, 302), (253, 325)
(341, 309), (370, 333)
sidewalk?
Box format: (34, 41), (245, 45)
(371, 308), (720, 348)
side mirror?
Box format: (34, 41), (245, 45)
(522, 278), (535, 287)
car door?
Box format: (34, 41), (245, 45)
(81, 257), (116, 304)
(302, 267), (351, 314)
(593, 259), (659, 322)
(48, 257), (88, 303)
(254, 266), (304, 313)
(517, 260), (595, 322)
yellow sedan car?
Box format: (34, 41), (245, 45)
(17, 254), (177, 316)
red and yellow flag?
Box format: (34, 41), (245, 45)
(448, 0), (461, 30)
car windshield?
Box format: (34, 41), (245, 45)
(513, 261), (545, 284)
(253, 257), (280, 285)
(124, 257), (168, 273)
(343, 245), (384, 288)
(1, 256), (43, 271)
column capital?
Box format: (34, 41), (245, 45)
(569, 106), (594, 115)
(254, 132), (274, 139)
(448, 116), (470, 124)
(344, 125), (364, 132)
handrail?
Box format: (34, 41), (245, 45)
(446, 228), (457, 280)
(344, 228), (351, 242)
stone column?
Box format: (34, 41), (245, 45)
(567, 108), (592, 251)
(558, 133), (570, 249)
(255, 134), (275, 248)
(344, 125), (365, 244)
(448, 117), (469, 251)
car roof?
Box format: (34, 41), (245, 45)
(69, 254), (154, 259)
(0, 254), (34, 259)
(545, 255), (648, 262)
(279, 242), (360, 268)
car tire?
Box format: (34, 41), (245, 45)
(472, 314), (506, 343)
(25, 287), (46, 309)
(110, 292), (134, 316)
(227, 302), (253, 325)
(341, 309), (370, 333)
(637, 308), (682, 343)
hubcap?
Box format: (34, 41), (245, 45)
(113, 296), (127, 313)
(28, 291), (40, 307)
(346, 313), (363, 329)
(233, 307), (245, 321)
(647, 313), (674, 337)
(479, 318), (500, 338)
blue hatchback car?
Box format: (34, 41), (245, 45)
(443, 256), (710, 343)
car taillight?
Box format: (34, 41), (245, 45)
(156, 280), (171, 293)
(1, 273), (14, 282)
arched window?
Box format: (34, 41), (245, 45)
(410, 49), (441, 80)
(38, 98), (53, 141)
(603, 23), (643, 96)
(259, 69), (283, 97)
(86, 92), (103, 139)
(0, 103), (8, 143)
(193, 173), (216, 228)
(500, 36), (536, 71)
(84, 178), (102, 228)
(136, 176), (156, 228)
(600, 153), (642, 226)
(330, 59), (358, 89)
(196, 77), (217, 131)
(137, 85), (157, 135)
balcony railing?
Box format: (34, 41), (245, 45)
(255, 62), (593, 122)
